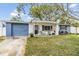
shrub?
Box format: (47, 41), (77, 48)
(30, 33), (34, 37)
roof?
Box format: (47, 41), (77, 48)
(59, 24), (70, 26)
(0, 20), (56, 24)
(0, 20), (29, 24)
(30, 20), (56, 24)
(6, 21), (29, 24)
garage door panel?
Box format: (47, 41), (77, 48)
(12, 24), (28, 36)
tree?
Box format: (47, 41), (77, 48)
(16, 3), (79, 25)
(29, 4), (57, 20)
(13, 3), (25, 20)
(54, 4), (70, 24)
(10, 16), (23, 22)
(10, 3), (26, 21)
(30, 5), (44, 20)
(16, 3), (71, 23)
(11, 17), (17, 21)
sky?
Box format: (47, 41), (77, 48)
(0, 3), (31, 22)
(68, 4), (79, 19)
(0, 3), (79, 22)
(0, 3), (18, 20)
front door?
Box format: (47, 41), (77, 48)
(35, 25), (39, 34)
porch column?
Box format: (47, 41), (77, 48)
(55, 24), (59, 35)
(38, 25), (42, 35)
(55, 19), (60, 35)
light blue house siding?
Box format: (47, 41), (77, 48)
(6, 22), (29, 36)
(6, 23), (12, 36)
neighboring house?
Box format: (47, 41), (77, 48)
(0, 20), (79, 37)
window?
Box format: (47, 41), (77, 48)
(51, 26), (52, 30)
(42, 25), (52, 31)
(45, 26), (48, 30)
(60, 25), (67, 30)
(42, 25), (44, 31)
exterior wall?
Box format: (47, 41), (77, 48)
(0, 22), (6, 36)
(38, 25), (42, 35)
(29, 22), (79, 35)
(29, 23), (34, 35)
(2, 22), (6, 36)
(67, 26), (70, 33)
(1, 21), (79, 37)
(40, 31), (54, 35)
(55, 20), (60, 35)
(6, 23), (12, 36)
(77, 27), (79, 33)
(70, 26), (76, 33)
(0, 22), (3, 36)
(70, 26), (79, 33)
(29, 23), (55, 35)
(6, 23), (29, 36)
(5, 22), (79, 36)
(55, 24), (59, 35)
(29, 24), (42, 35)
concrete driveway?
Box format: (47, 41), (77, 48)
(0, 37), (27, 56)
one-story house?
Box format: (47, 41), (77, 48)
(29, 20), (79, 35)
(0, 20), (79, 37)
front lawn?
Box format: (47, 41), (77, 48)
(25, 35), (79, 56)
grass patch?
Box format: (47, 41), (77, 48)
(25, 35), (79, 56)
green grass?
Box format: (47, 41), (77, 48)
(25, 35), (79, 56)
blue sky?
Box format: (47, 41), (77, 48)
(0, 3), (79, 22)
(0, 3), (31, 21)
(0, 3), (18, 20)
(68, 4), (79, 19)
